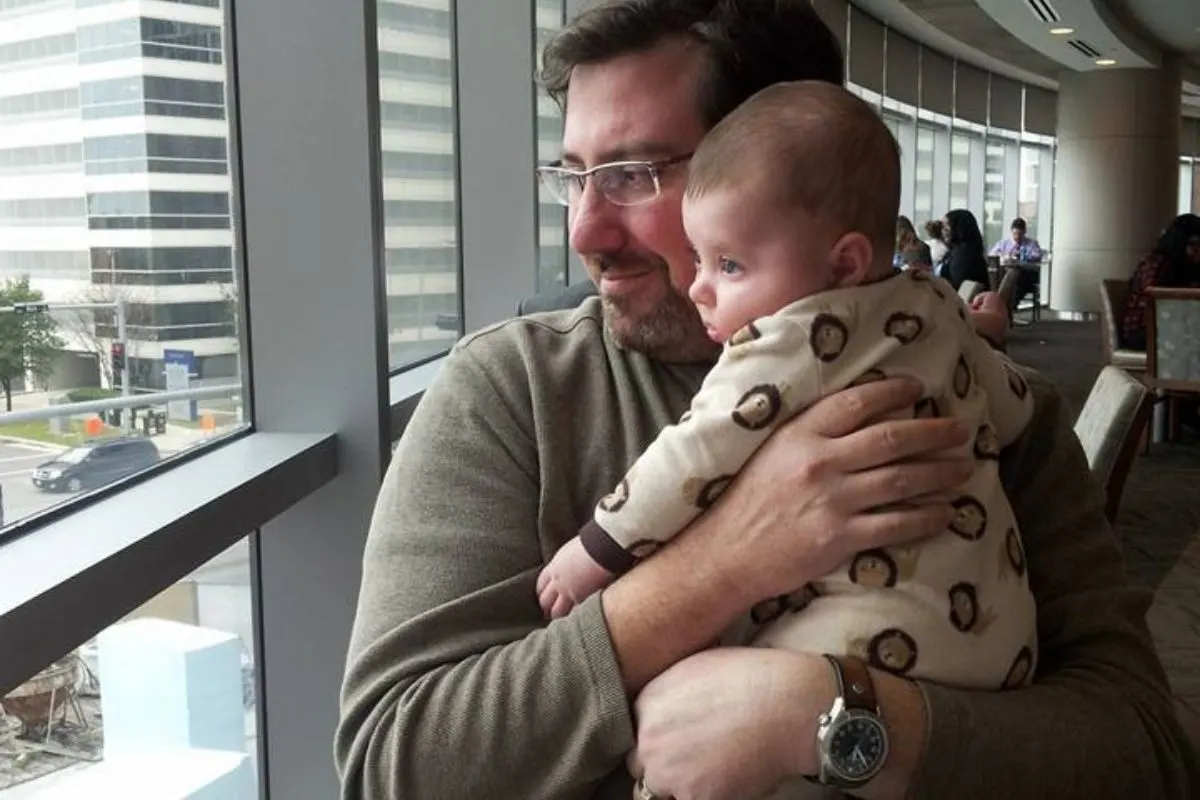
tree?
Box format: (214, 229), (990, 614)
(57, 284), (150, 391)
(0, 278), (65, 411)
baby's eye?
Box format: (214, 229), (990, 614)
(719, 257), (743, 275)
(689, 247), (701, 265)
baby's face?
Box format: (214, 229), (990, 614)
(683, 187), (833, 343)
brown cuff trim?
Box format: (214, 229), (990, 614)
(580, 520), (637, 575)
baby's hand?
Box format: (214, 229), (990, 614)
(537, 536), (618, 619)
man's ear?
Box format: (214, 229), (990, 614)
(827, 232), (875, 288)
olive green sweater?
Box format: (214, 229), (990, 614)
(336, 298), (1197, 799)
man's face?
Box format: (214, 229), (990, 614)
(560, 37), (719, 363)
(1010, 227), (1024, 243)
(1186, 234), (1200, 264)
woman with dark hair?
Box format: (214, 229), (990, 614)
(938, 208), (990, 290)
(1121, 213), (1200, 349)
(893, 215), (932, 271)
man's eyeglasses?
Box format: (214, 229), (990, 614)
(535, 153), (692, 208)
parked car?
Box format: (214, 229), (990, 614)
(31, 437), (161, 493)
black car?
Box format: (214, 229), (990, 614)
(31, 437), (161, 493)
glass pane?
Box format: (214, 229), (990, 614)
(534, 0), (566, 296)
(0, 541), (257, 797)
(949, 133), (971, 210)
(377, 0), (461, 371)
(982, 139), (1005, 249)
(914, 125), (935, 227)
(0, 0), (248, 537)
(1020, 146), (1042, 239)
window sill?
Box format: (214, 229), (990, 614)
(389, 354), (444, 438)
(0, 430), (338, 695)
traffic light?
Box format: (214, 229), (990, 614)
(111, 341), (126, 373)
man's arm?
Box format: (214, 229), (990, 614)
(907, 372), (1198, 797)
(336, 347), (635, 799)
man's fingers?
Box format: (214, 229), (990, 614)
(799, 378), (924, 439)
(844, 504), (956, 551)
(837, 418), (971, 473)
(839, 459), (973, 512)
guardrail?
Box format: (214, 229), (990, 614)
(0, 385), (242, 426)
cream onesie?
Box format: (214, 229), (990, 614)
(578, 269), (1038, 689)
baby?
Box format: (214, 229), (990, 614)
(537, 81), (1037, 691)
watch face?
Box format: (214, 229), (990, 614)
(828, 715), (887, 782)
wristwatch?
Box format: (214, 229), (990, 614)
(810, 654), (889, 789)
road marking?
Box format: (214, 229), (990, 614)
(0, 468), (34, 478)
(0, 441), (64, 454)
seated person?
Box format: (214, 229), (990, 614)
(924, 218), (949, 267)
(538, 82), (1038, 697)
(1122, 212), (1200, 350)
(893, 215), (932, 271)
(990, 217), (1042, 264)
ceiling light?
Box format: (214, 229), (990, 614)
(1049, 27), (1074, 35)
(1095, 58), (1117, 66)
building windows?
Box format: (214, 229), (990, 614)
(84, 134), (229, 176)
(375, 0), (460, 372)
(91, 247), (234, 286)
(0, 87), (78, 123)
(87, 191), (231, 230)
(0, 31), (75, 71)
(81, 76), (226, 121)
(0, 197), (86, 226)
(0, 142), (82, 175)
(0, 250), (89, 279)
(77, 17), (223, 65)
(534, 0), (566, 295)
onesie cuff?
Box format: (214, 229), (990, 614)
(580, 520), (637, 574)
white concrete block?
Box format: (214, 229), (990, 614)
(97, 618), (245, 758)
(30, 747), (254, 800)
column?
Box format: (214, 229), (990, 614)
(1050, 57), (1182, 313)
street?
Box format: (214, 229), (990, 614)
(0, 440), (77, 526)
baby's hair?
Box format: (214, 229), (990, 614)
(685, 81), (900, 259)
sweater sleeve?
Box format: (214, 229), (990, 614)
(335, 345), (634, 800)
(908, 371), (1199, 798)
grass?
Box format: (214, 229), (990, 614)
(0, 418), (121, 448)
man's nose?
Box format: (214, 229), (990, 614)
(568, 181), (624, 255)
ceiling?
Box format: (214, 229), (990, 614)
(856, 0), (1200, 115)
(859, 0), (1200, 84)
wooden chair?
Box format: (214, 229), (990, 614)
(1073, 366), (1154, 523)
(1098, 279), (1147, 378)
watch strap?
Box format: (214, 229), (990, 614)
(828, 654), (878, 712)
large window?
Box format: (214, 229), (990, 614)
(0, 0), (247, 536)
(533, 0), (567, 296)
(376, 0), (461, 371)
(0, 544), (257, 797)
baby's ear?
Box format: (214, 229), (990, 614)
(827, 232), (875, 288)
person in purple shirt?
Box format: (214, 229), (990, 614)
(991, 217), (1042, 309)
(990, 217), (1043, 263)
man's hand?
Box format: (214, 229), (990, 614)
(627, 648), (832, 800)
(694, 376), (974, 603)
(970, 291), (1009, 346)
(603, 376), (973, 692)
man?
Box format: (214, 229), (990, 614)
(990, 217), (1042, 310)
(336, 3), (1197, 799)
(989, 217), (1043, 265)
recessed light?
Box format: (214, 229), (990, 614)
(1049, 27), (1074, 35)
(1095, 58), (1117, 66)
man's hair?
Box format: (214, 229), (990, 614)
(924, 219), (943, 239)
(1010, 217), (1027, 232)
(540, 0), (844, 129)
(685, 81), (900, 257)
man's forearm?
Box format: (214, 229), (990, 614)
(603, 508), (759, 692)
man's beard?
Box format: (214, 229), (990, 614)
(595, 255), (719, 364)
